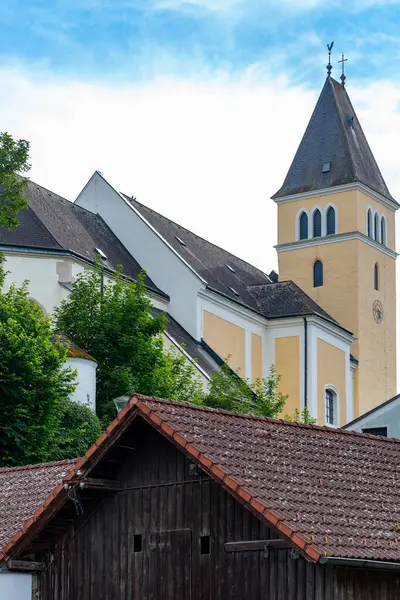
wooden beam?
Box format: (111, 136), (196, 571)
(66, 477), (122, 491)
(225, 539), (291, 553)
(7, 560), (46, 572)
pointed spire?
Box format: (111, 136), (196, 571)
(272, 77), (396, 204)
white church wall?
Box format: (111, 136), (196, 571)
(75, 172), (204, 339)
(66, 357), (98, 412)
(1, 252), (77, 314)
(0, 572), (32, 599)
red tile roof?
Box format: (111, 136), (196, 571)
(0, 459), (77, 553)
(2, 396), (400, 564)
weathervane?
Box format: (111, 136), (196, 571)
(338, 53), (348, 87)
(327, 41), (334, 77)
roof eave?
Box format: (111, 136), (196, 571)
(0, 243), (170, 301)
(319, 555), (400, 571)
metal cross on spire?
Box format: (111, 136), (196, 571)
(338, 53), (348, 87)
(326, 41), (334, 77)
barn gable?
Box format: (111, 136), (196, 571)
(2, 396), (400, 598)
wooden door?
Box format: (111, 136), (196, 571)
(141, 529), (192, 600)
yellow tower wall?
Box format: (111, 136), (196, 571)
(277, 188), (397, 418)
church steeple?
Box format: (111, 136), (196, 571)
(273, 77), (397, 205)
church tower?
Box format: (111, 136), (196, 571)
(273, 73), (398, 418)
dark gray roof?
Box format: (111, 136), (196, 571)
(247, 281), (345, 328)
(125, 195), (271, 306)
(151, 308), (216, 377)
(0, 180), (165, 296)
(273, 77), (397, 204)
(126, 194), (347, 331)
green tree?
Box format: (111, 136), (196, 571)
(203, 362), (287, 418)
(47, 398), (102, 461)
(0, 132), (30, 229)
(55, 262), (203, 423)
(0, 255), (77, 466)
(284, 407), (317, 424)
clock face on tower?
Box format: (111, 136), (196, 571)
(373, 300), (384, 324)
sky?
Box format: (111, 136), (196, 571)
(2, 0), (400, 277)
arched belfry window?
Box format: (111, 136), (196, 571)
(313, 260), (323, 288)
(381, 217), (387, 246)
(374, 213), (379, 242)
(326, 206), (336, 235)
(313, 209), (321, 238)
(367, 209), (372, 238)
(374, 263), (379, 291)
(299, 211), (308, 240)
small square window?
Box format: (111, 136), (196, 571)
(322, 162), (331, 173)
(134, 534), (142, 552)
(200, 535), (210, 555)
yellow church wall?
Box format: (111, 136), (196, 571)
(275, 336), (300, 416)
(317, 339), (346, 426)
(203, 310), (246, 374)
(356, 242), (396, 412)
(277, 190), (359, 244)
(251, 333), (263, 381)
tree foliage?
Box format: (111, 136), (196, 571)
(0, 132), (30, 229)
(47, 398), (102, 461)
(284, 407), (317, 424)
(203, 362), (288, 418)
(54, 262), (203, 423)
(0, 254), (78, 467)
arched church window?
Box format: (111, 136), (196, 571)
(367, 209), (372, 238)
(374, 263), (379, 291)
(313, 260), (323, 288)
(374, 213), (379, 242)
(381, 217), (387, 246)
(326, 206), (336, 235)
(313, 209), (321, 238)
(325, 388), (338, 426)
(299, 211), (308, 240)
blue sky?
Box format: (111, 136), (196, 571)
(1, 0), (400, 276)
(3, 0), (400, 84)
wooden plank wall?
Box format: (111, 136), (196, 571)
(36, 420), (400, 600)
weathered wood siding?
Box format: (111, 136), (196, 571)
(37, 419), (400, 599)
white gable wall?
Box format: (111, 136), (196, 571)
(75, 172), (204, 339)
(0, 573), (32, 599)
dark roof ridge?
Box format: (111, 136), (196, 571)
(330, 78), (357, 184)
(133, 395), (400, 444)
(125, 194), (270, 280)
(0, 458), (77, 475)
(24, 204), (61, 249)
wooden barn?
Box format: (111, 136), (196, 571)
(2, 395), (400, 599)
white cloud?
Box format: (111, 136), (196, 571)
(2, 65), (400, 268)
(0, 64), (316, 272)
(2, 63), (400, 386)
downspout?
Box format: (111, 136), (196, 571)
(319, 556), (400, 571)
(303, 317), (308, 409)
